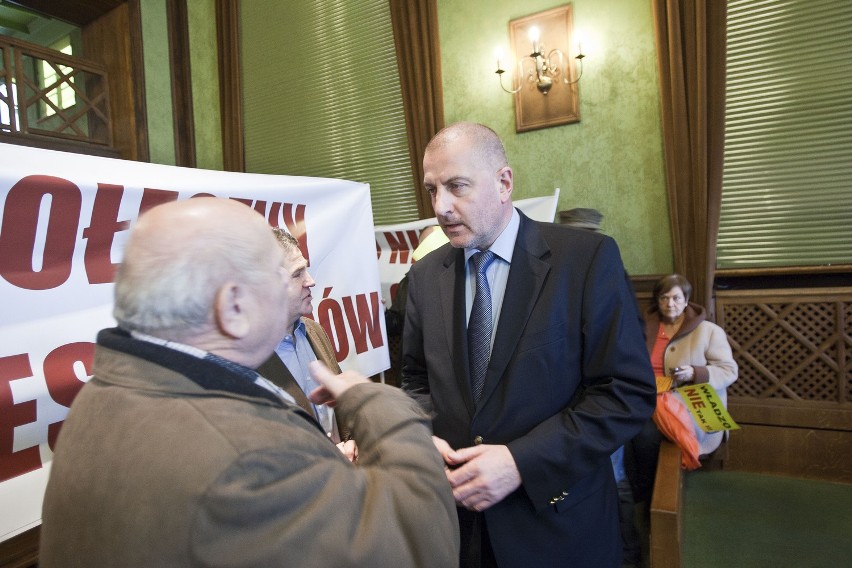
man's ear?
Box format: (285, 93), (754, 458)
(215, 282), (250, 339)
(497, 166), (513, 203)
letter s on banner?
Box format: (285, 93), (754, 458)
(0, 354), (41, 483)
(43, 342), (94, 449)
(0, 343), (93, 483)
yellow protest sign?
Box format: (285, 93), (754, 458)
(675, 383), (740, 432)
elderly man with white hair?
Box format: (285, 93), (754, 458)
(39, 197), (458, 568)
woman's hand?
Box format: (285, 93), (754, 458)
(672, 365), (695, 386)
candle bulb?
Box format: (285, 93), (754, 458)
(529, 26), (540, 54)
(575, 30), (585, 58)
(495, 46), (504, 72)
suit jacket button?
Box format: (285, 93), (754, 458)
(473, 436), (484, 445)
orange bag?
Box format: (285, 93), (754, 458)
(653, 391), (701, 471)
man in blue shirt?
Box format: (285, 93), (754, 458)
(257, 228), (357, 460)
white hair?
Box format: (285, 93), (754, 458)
(113, 221), (272, 335)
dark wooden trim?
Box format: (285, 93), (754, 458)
(166, 0), (196, 167)
(0, 136), (120, 158)
(6, 1), (124, 26)
(631, 274), (665, 294)
(127, 0), (149, 162)
(729, 399), (852, 431)
(0, 525), (39, 568)
(715, 271), (852, 291)
(215, 0), (244, 172)
(716, 264), (852, 277)
(716, 286), (852, 302)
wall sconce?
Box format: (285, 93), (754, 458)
(495, 25), (584, 95)
(497, 4), (583, 133)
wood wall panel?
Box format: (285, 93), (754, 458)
(82, 2), (140, 160)
(716, 287), (852, 482)
(726, 424), (852, 482)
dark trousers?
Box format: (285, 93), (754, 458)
(459, 509), (499, 568)
(624, 420), (664, 505)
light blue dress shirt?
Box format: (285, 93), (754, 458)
(464, 208), (521, 350)
(274, 320), (336, 440)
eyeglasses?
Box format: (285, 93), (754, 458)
(658, 294), (686, 305)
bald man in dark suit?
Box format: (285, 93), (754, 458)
(402, 122), (656, 567)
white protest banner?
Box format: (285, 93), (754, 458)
(374, 189), (561, 305)
(0, 144), (387, 541)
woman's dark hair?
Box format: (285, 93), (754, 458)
(649, 274), (692, 312)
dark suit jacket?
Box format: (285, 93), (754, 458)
(256, 317), (345, 436)
(402, 211), (656, 567)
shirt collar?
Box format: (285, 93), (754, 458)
(129, 329), (263, 385)
(464, 207), (520, 263)
(130, 330), (208, 359)
(279, 317), (307, 348)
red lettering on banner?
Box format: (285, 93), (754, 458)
(82, 184), (130, 284)
(266, 201), (280, 224)
(229, 200), (312, 266)
(251, 200), (269, 216)
(139, 187), (180, 216)
(343, 291), (384, 355)
(383, 230), (424, 265)
(0, 342), (95, 482)
(383, 231), (411, 264)
(390, 282), (399, 302)
(411, 229), (424, 251)
(0, 177), (327, 291)
(316, 289), (385, 361)
(43, 342), (93, 450)
(318, 287), (349, 361)
(376, 238), (382, 260)
(0, 354), (41, 483)
(0, 175), (81, 290)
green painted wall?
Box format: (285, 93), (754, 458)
(137, 0), (670, 273)
(437, 0), (672, 275)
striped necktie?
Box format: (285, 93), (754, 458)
(468, 250), (496, 401)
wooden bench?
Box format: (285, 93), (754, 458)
(650, 440), (683, 568)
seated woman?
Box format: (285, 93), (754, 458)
(627, 274), (738, 505)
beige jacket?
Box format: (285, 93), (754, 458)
(644, 304), (738, 454)
(40, 328), (459, 567)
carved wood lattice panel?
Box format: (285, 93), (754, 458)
(718, 292), (851, 403)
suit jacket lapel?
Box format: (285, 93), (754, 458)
(478, 214), (551, 408)
(256, 349), (315, 417)
(441, 246), (476, 416)
(304, 321), (335, 370)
